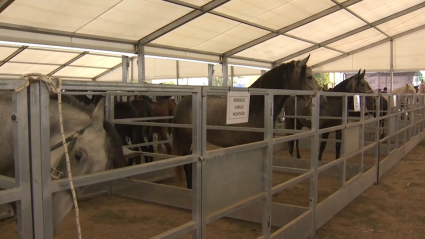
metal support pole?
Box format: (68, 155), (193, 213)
(122, 56), (129, 83)
(395, 95), (399, 150)
(390, 40), (394, 91)
(105, 93), (114, 196)
(261, 92), (273, 238)
(230, 66), (234, 87)
(375, 95), (381, 184)
(176, 61), (180, 85)
(309, 91), (320, 236)
(222, 57), (228, 87)
(341, 95), (347, 188)
(387, 95), (391, 156)
(137, 44), (146, 83)
(30, 82), (54, 239)
(207, 64), (214, 86)
(193, 87), (204, 238)
(13, 89), (33, 239)
(359, 95), (365, 174)
(130, 57), (134, 83)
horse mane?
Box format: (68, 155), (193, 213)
(103, 120), (127, 169)
(138, 95), (154, 103)
(331, 74), (357, 92)
(249, 60), (298, 89)
(50, 94), (94, 115)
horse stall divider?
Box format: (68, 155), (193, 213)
(2, 78), (425, 239)
(29, 82), (55, 239)
(0, 80), (34, 239)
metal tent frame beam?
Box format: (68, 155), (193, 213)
(138, 0), (230, 44)
(222, 0), (361, 57)
(47, 52), (88, 76)
(0, 45), (26, 67)
(0, 0), (13, 14)
(330, 0), (390, 38)
(0, 0), (423, 78)
(312, 23), (425, 69)
(92, 62), (122, 81)
(274, 1), (425, 65)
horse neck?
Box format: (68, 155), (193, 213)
(249, 94), (288, 126)
(332, 78), (351, 92)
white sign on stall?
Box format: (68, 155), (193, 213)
(226, 91), (250, 125)
(393, 95), (397, 107)
(353, 95), (361, 112)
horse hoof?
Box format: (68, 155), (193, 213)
(297, 155), (301, 159)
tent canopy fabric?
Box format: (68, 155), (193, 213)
(0, 0), (423, 81)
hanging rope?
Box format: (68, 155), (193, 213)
(15, 73), (83, 239)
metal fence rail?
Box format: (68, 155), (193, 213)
(0, 78), (424, 239)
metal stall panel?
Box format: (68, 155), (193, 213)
(204, 147), (264, 217)
(0, 80), (34, 238)
(344, 126), (360, 155)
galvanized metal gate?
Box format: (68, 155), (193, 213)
(1, 78), (425, 239)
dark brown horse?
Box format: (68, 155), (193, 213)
(172, 55), (327, 189)
(137, 95), (177, 155)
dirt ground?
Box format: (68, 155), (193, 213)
(0, 141), (424, 239)
(314, 140), (425, 239)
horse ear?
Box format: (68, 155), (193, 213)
(122, 147), (144, 159)
(361, 69), (366, 78)
(357, 69), (361, 75)
(91, 97), (105, 130)
(299, 54), (310, 67)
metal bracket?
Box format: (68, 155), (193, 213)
(51, 168), (64, 180)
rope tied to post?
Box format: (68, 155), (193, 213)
(14, 73), (83, 239)
(15, 73), (59, 94)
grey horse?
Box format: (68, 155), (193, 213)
(0, 91), (139, 235)
(172, 55), (327, 189)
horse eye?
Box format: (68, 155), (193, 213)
(307, 76), (313, 80)
(75, 150), (83, 162)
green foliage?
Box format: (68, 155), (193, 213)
(418, 71), (424, 82)
(213, 76), (244, 86)
(159, 80), (175, 85)
(312, 73), (330, 87)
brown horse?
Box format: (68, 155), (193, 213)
(136, 95), (177, 155)
(172, 55), (327, 189)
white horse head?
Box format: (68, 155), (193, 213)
(0, 92), (142, 235)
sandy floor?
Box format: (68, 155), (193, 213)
(0, 141), (424, 239)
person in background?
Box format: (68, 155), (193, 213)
(382, 87), (388, 93)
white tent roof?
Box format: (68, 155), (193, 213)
(0, 0), (423, 80)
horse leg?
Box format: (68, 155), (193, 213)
(335, 130), (342, 159)
(380, 119), (385, 139)
(318, 132), (330, 161)
(159, 126), (172, 155)
(184, 162), (192, 189)
(295, 120), (303, 159)
(147, 134), (155, 162)
(295, 140), (301, 159)
(288, 139), (295, 157)
(154, 127), (163, 154)
(285, 117), (295, 157)
(127, 157), (134, 166)
(140, 136), (150, 164)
